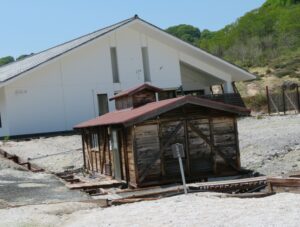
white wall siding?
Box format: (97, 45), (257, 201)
(180, 62), (224, 93)
(147, 36), (181, 89)
(115, 28), (145, 87)
(5, 61), (66, 136)
(0, 26), (233, 137)
(0, 87), (9, 136)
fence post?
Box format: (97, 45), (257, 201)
(297, 85), (300, 113)
(266, 86), (271, 115)
(282, 87), (286, 115)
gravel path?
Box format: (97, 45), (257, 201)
(0, 192), (299, 227)
(238, 115), (300, 176)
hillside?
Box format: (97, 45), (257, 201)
(166, 0), (300, 103)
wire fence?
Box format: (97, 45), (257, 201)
(266, 85), (300, 115)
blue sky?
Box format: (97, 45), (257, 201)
(1, 0), (265, 58)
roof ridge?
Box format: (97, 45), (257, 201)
(109, 83), (163, 100)
(0, 16), (136, 71)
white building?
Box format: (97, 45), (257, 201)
(0, 15), (255, 137)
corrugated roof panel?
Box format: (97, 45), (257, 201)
(0, 17), (135, 83)
(74, 96), (250, 128)
(109, 83), (163, 100)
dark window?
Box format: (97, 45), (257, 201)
(183, 90), (205, 97)
(110, 47), (120, 83)
(141, 47), (151, 82)
(158, 90), (176, 100)
(0, 113), (2, 128)
(97, 94), (109, 116)
(90, 133), (99, 150)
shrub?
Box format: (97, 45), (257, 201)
(243, 93), (268, 112)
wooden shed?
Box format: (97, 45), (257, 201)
(74, 84), (250, 188)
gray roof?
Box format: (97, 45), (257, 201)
(0, 17), (135, 83)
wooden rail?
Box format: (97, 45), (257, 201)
(0, 148), (44, 172)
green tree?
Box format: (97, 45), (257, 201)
(0, 56), (14, 67)
(16, 53), (34, 61)
(166, 24), (201, 45)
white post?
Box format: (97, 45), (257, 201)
(223, 81), (234, 93)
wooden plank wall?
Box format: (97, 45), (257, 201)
(211, 117), (238, 175)
(115, 97), (133, 110)
(187, 119), (212, 174)
(160, 121), (186, 176)
(134, 124), (160, 183)
(132, 90), (156, 108)
(132, 112), (240, 186)
(81, 127), (112, 175)
(126, 127), (137, 185)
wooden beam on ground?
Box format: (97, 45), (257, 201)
(66, 179), (126, 190)
(267, 177), (300, 193)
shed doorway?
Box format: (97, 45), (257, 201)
(160, 119), (213, 179)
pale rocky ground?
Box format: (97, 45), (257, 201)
(1, 115), (299, 175)
(0, 135), (83, 173)
(0, 115), (300, 226)
(238, 114), (300, 176)
(0, 192), (299, 227)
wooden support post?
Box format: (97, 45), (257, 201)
(122, 128), (130, 184)
(81, 130), (86, 169)
(282, 87), (286, 115)
(233, 118), (241, 170)
(220, 84), (224, 94)
(209, 86), (213, 95)
(97, 127), (102, 172)
(183, 119), (191, 176)
(87, 131), (94, 172)
(158, 120), (166, 177)
(266, 86), (271, 115)
(93, 130), (98, 172)
(101, 127), (107, 174)
(84, 132), (92, 171)
(297, 85), (300, 112)
(132, 126), (140, 185)
(208, 118), (217, 174)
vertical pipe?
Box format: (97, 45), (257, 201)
(266, 86), (271, 115)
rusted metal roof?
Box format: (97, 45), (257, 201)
(109, 83), (163, 100)
(74, 96), (250, 129)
